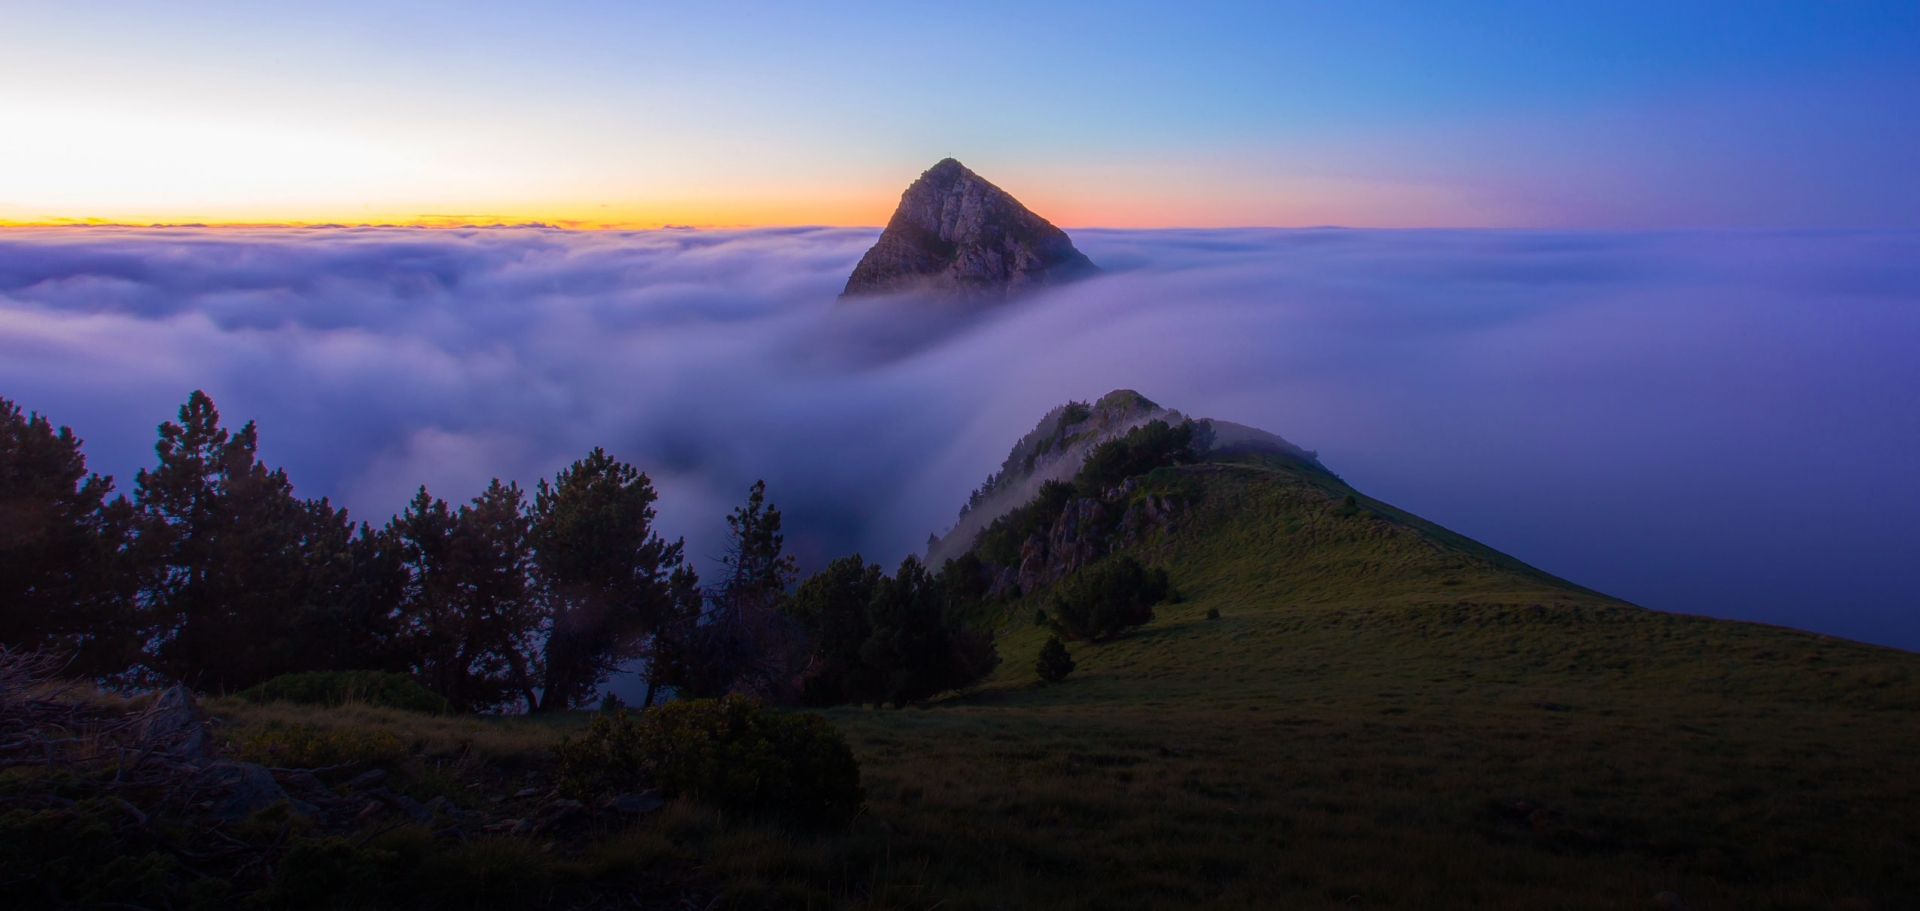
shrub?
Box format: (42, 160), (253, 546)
(229, 722), (408, 768)
(1048, 555), (1169, 642)
(553, 696), (863, 825)
(1074, 419), (1207, 497)
(1058, 400), (1092, 428)
(239, 670), (451, 715)
(1036, 636), (1076, 683)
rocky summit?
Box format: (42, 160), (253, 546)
(841, 158), (1097, 301)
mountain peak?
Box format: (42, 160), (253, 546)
(841, 158), (1098, 301)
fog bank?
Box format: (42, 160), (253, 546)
(2, 225), (1916, 649)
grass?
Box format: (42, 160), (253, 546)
(206, 697), (578, 764)
(192, 457), (1920, 909)
(654, 459), (1920, 909)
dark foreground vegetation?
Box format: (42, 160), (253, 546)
(0, 393), (995, 711)
(5, 391), (1918, 909)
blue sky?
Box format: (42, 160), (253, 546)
(5, 1), (1918, 226)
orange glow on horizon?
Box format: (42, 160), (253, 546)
(0, 166), (1506, 231)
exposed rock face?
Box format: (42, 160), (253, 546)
(135, 685), (214, 760)
(927, 390), (1173, 567)
(1004, 487), (1188, 598)
(927, 390), (1324, 568)
(842, 158), (1097, 301)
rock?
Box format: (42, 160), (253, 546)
(196, 761), (292, 822)
(842, 158), (1097, 302)
(366, 788), (432, 823)
(512, 786), (544, 799)
(353, 801), (385, 826)
(343, 768), (388, 790)
(271, 770), (340, 818)
(481, 819), (525, 834)
(289, 799), (324, 822)
(538, 798), (584, 819)
(610, 790), (667, 815)
(424, 795), (453, 814)
(135, 685), (213, 760)
(1015, 498), (1112, 594)
(533, 799), (585, 833)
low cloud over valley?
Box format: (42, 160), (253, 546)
(2, 225), (1916, 646)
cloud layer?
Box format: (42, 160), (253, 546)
(2, 225), (1917, 649)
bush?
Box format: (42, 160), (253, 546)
(229, 722), (409, 768)
(553, 696), (863, 825)
(1049, 555), (1169, 642)
(1036, 636), (1076, 683)
(239, 670), (451, 715)
(1074, 419), (1207, 497)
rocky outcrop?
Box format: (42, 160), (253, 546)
(135, 685), (214, 760)
(196, 760), (303, 822)
(998, 482), (1188, 598)
(842, 158), (1096, 301)
(929, 390), (1175, 567)
(928, 390), (1326, 569)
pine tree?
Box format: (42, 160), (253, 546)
(1036, 635), (1076, 683)
(720, 479), (798, 597)
(675, 480), (808, 701)
(787, 555), (999, 707)
(0, 398), (139, 677)
(134, 391), (356, 689)
(530, 449), (682, 712)
(384, 481), (543, 713)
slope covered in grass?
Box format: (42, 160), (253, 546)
(753, 448), (1920, 910)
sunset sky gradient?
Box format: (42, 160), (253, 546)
(6, 1), (1919, 228)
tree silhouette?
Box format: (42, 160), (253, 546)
(0, 398), (139, 677)
(530, 448), (683, 712)
(134, 391), (356, 690)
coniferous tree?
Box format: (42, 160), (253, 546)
(1036, 635), (1075, 683)
(529, 449), (683, 712)
(0, 398), (139, 677)
(385, 482), (543, 713)
(637, 562), (702, 706)
(676, 480), (809, 702)
(134, 391), (357, 690)
(787, 555), (998, 707)
(785, 554), (882, 705)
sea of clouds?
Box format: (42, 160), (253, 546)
(2, 225), (1917, 649)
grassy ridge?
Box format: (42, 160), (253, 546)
(780, 459), (1920, 909)
(192, 457), (1920, 909)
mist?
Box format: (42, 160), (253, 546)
(2, 225), (1916, 650)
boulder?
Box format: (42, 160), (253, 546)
(343, 768), (388, 790)
(135, 685), (213, 760)
(365, 788), (432, 823)
(196, 760), (293, 822)
(610, 790), (667, 815)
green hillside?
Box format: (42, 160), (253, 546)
(774, 444), (1920, 910)
(16, 399), (1912, 911)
